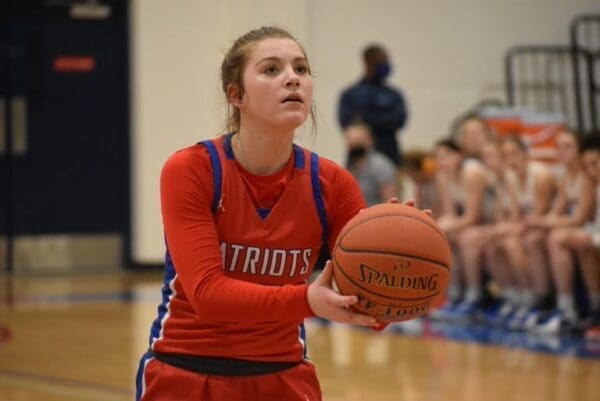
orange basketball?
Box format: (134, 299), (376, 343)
(332, 203), (451, 322)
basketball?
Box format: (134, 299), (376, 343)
(332, 203), (451, 322)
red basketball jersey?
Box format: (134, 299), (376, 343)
(146, 134), (365, 363)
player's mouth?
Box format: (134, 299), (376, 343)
(282, 94), (303, 104)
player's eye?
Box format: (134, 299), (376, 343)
(264, 65), (279, 75)
(295, 64), (309, 74)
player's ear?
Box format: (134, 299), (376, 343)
(227, 84), (242, 108)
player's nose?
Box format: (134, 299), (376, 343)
(284, 66), (300, 88)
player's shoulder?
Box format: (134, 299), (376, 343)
(162, 142), (212, 177)
(313, 153), (358, 191)
(315, 153), (345, 176)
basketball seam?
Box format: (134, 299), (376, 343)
(332, 252), (444, 302)
(335, 246), (449, 271)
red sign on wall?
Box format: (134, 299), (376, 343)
(53, 56), (96, 73)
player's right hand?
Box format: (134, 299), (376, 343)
(307, 261), (379, 327)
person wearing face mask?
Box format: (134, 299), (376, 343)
(338, 44), (408, 167)
(344, 123), (398, 206)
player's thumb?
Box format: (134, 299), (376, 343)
(314, 261), (333, 287)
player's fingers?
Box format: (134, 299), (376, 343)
(329, 292), (358, 307)
(423, 208), (433, 217)
(388, 197), (400, 204)
(402, 198), (414, 207)
(343, 308), (378, 326)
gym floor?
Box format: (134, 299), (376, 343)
(0, 270), (598, 401)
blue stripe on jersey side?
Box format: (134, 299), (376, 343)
(223, 133), (235, 159)
(310, 152), (329, 242)
(148, 248), (177, 345)
(201, 141), (223, 213)
(135, 350), (154, 401)
(299, 323), (308, 360)
(293, 145), (305, 169)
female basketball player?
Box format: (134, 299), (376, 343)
(534, 134), (600, 334)
(452, 113), (493, 159)
(460, 140), (519, 324)
(136, 26), (396, 401)
(433, 138), (496, 319)
(497, 135), (556, 329)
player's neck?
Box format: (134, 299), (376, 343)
(233, 126), (294, 176)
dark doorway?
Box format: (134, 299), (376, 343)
(0, 0), (129, 272)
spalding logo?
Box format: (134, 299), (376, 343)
(358, 263), (439, 291)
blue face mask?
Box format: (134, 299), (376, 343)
(375, 62), (391, 81)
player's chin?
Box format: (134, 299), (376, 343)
(275, 113), (309, 131)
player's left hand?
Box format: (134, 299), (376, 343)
(389, 197), (433, 218)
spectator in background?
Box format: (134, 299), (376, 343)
(344, 123), (398, 206)
(338, 44), (408, 167)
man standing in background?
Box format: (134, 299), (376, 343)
(338, 44), (408, 167)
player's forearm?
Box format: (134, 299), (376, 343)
(191, 275), (313, 322)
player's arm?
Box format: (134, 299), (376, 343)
(536, 175), (596, 228)
(442, 164), (486, 234)
(323, 161), (367, 250)
(548, 177), (567, 216)
(504, 176), (521, 222)
(316, 162), (387, 328)
(435, 171), (455, 219)
(532, 168), (556, 216)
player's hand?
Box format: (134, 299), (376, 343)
(359, 198), (433, 218)
(307, 261), (379, 327)
(392, 197), (434, 218)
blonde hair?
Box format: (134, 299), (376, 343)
(220, 26), (316, 132)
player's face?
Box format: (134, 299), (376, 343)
(481, 143), (503, 173)
(555, 132), (578, 165)
(458, 120), (488, 157)
(581, 150), (600, 181)
(238, 38), (313, 132)
(435, 146), (461, 174)
(501, 140), (526, 171)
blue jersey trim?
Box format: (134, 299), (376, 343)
(200, 140), (223, 213)
(135, 350), (154, 401)
(293, 145), (305, 169)
(257, 207), (271, 220)
(300, 323), (308, 360)
(223, 133), (235, 160)
(310, 152), (329, 242)
(149, 248), (177, 344)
